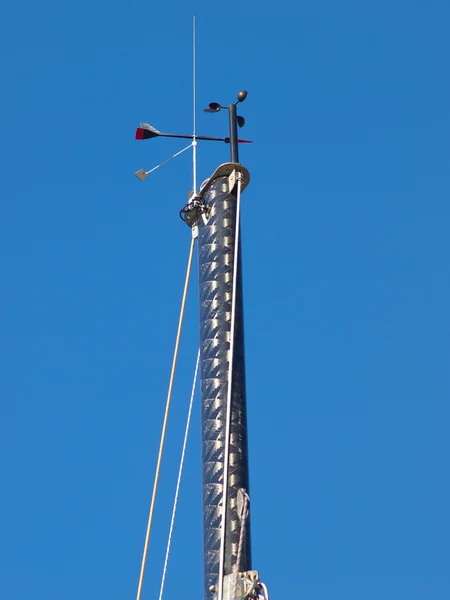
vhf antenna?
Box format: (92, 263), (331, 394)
(192, 12), (197, 194)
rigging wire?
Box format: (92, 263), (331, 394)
(135, 236), (196, 600)
(218, 173), (244, 600)
(158, 348), (200, 600)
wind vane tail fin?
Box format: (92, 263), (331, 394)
(135, 123), (161, 140)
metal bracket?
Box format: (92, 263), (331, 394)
(221, 570), (260, 600)
(228, 168), (237, 193)
(237, 488), (250, 521)
(199, 162), (250, 199)
(242, 571), (260, 598)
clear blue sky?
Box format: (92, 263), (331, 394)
(0, 1), (449, 599)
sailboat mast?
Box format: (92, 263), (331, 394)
(197, 91), (252, 600)
(133, 33), (262, 598)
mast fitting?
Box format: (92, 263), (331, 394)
(220, 570), (260, 600)
(180, 163), (250, 229)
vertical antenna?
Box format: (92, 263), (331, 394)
(192, 13), (197, 193)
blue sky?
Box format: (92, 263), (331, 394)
(0, 1), (449, 599)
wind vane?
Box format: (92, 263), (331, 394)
(133, 93), (251, 181)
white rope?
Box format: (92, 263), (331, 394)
(157, 349), (200, 600)
(218, 174), (244, 600)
